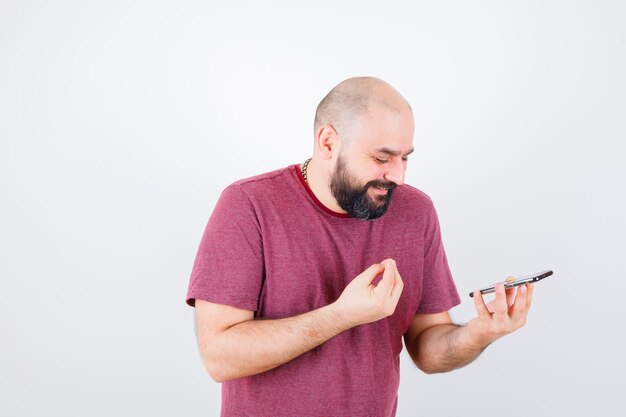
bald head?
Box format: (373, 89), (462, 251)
(314, 77), (412, 138)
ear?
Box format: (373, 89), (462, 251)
(314, 125), (338, 160)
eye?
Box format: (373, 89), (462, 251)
(375, 157), (389, 164)
(402, 157), (409, 162)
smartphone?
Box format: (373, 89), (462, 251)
(469, 270), (553, 297)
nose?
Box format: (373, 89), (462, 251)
(383, 158), (405, 186)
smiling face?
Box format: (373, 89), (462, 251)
(328, 104), (415, 220)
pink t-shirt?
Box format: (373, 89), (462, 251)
(187, 164), (460, 417)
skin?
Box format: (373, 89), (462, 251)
(195, 77), (534, 382)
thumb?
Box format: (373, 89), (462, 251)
(374, 259), (396, 296)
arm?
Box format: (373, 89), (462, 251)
(404, 281), (534, 374)
(196, 259), (404, 382)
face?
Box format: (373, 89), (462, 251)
(329, 153), (397, 220)
(329, 105), (414, 220)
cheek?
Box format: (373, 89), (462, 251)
(351, 158), (385, 184)
(371, 163), (388, 180)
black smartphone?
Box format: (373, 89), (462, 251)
(469, 270), (553, 297)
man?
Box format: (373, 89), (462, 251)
(186, 77), (533, 416)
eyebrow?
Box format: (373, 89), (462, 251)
(374, 147), (415, 157)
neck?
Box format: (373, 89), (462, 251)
(303, 158), (347, 214)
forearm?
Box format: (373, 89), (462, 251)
(201, 303), (350, 382)
(407, 282), (534, 374)
(198, 260), (403, 382)
(409, 323), (492, 374)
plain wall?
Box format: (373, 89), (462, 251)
(1, 1), (625, 416)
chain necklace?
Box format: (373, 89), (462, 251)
(301, 158), (312, 183)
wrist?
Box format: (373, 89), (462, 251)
(463, 321), (497, 351)
(326, 301), (359, 331)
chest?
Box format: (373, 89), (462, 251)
(256, 214), (426, 338)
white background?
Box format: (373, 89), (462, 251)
(1, 1), (625, 416)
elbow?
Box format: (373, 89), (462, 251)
(203, 359), (234, 383)
(200, 351), (234, 383)
(204, 360), (241, 384)
(416, 362), (446, 375)
(415, 359), (438, 375)
(206, 365), (227, 383)
(210, 373), (230, 384)
(413, 354), (451, 375)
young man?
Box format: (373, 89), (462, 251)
(186, 77), (533, 417)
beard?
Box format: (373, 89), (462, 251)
(329, 154), (397, 220)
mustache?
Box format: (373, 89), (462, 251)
(365, 180), (397, 191)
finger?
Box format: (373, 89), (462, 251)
(357, 263), (386, 286)
(373, 259), (396, 296)
(511, 284), (528, 318)
(390, 266), (404, 303)
(505, 288), (516, 309)
(473, 290), (491, 318)
(382, 258), (398, 275)
(526, 283), (534, 309)
(485, 298), (497, 314)
(504, 276), (516, 307)
(492, 283), (509, 317)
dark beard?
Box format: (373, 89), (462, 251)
(329, 155), (397, 220)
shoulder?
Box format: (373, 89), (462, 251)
(392, 183), (436, 213)
(219, 165), (297, 204)
(231, 166), (293, 188)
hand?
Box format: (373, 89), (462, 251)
(333, 259), (404, 327)
(467, 278), (534, 346)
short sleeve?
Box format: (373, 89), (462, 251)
(186, 184), (264, 310)
(417, 202), (461, 314)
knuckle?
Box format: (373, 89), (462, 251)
(374, 298), (386, 310)
(385, 304), (397, 316)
